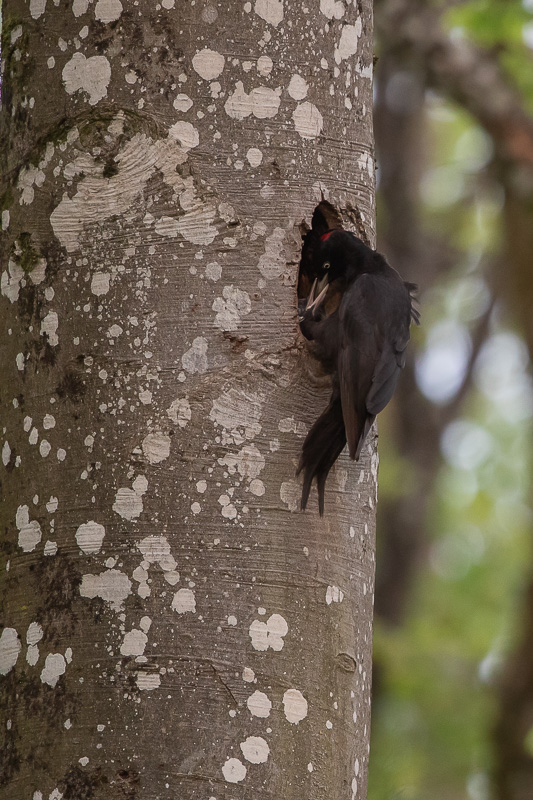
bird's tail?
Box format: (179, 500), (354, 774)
(297, 395), (347, 516)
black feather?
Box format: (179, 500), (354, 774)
(298, 227), (418, 514)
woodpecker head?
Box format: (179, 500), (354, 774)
(317, 230), (376, 286)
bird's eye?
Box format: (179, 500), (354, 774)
(323, 261), (331, 270)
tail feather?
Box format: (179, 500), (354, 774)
(354, 414), (375, 460)
(297, 396), (347, 515)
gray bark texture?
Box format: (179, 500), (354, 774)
(0, 1), (377, 798)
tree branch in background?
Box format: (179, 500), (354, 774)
(375, 0), (533, 168)
(374, 2), (533, 798)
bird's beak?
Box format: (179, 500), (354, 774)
(306, 276), (329, 313)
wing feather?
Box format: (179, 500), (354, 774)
(338, 271), (412, 458)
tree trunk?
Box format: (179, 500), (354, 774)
(0, 2), (377, 798)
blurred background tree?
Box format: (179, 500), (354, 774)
(370, 2), (533, 799)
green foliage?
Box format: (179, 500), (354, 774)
(371, 5), (533, 796)
(445, 0), (533, 113)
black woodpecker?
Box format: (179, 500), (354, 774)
(298, 223), (419, 515)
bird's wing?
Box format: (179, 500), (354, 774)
(338, 273), (411, 458)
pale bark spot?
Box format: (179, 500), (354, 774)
(202, 4), (217, 21)
(51, 131), (206, 252)
(280, 480), (300, 512)
(219, 444), (265, 480)
(40, 311), (59, 346)
(17, 164), (45, 205)
(172, 588), (196, 614)
(240, 736), (270, 763)
(283, 688), (308, 723)
(288, 74), (308, 100)
(113, 475), (148, 520)
(177, 203), (218, 245)
(142, 432), (171, 464)
(138, 536), (177, 571)
(222, 757), (247, 783)
(356, 62), (373, 80)
(16, 505), (42, 553)
(212, 285), (252, 331)
(192, 48), (225, 80)
(154, 216), (179, 238)
(75, 521), (106, 554)
(120, 629), (148, 656)
(225, 82), (281, 120)
(249, 613), (287, 651)
(73, 0), (89, 15)
(168, 121), (200, 150)
(246, 690), (271, 717)
(30, 259), (47, 285)
(46, 496), (59, 513)
(320, 0), (345, 19)
(1, 260), (24, 302)
(27, 622), (44, 645)
(221, 503), (237, 519)
(278, 416), (307, 435)
(334, 21), (362, 64)
(358, 151), (374, 178)
(40, 653), (67, 687)
(0, 628), (21, 675)
(39, 440), (51, 458)
(292, 102), (324, 139)
(167, 397), (191, 428)
(62, 53), (111, 105)
(174, 93), (193, 112)
(90, 271), (110, 296)
(2, 441), (11, 466)
(10, 26), (23, 43)
(182, 337), (208, 374)
(107, 324), (123, 339)
(30, 0), (47, 19)
(326, 585), (345, 605)
(249, 479), (265, 496)
(246, 147), (263, 167)
(205, 261), (222, 281)
(254, 0), (283, 26)
(242, 667), (255, 682)
(210, 390), (262, 444)
(136, 672), (161, 690)
(257, 55), (273, 76)
(80, 569), (132, 611)
(257, 226), (286, 280)
(94, 0), (123, 23)
(113, 488), (143, 520)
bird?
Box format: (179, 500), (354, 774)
(297, 205), (419, 515)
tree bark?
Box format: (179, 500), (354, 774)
(1, 2), (377, 798)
